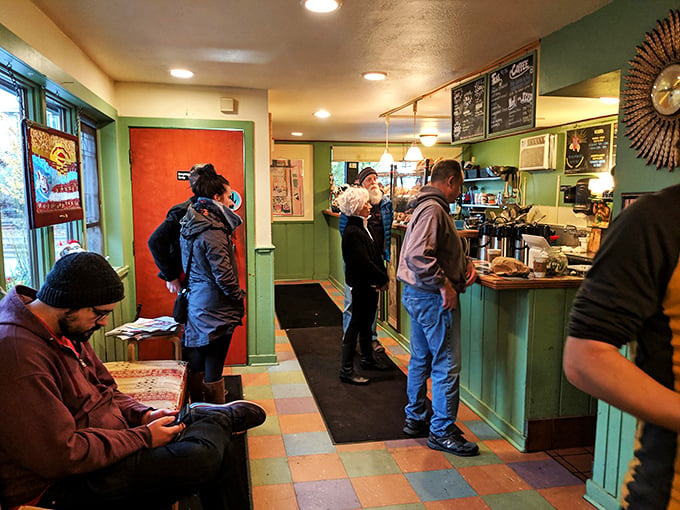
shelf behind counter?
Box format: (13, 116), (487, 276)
(322, 209), (479, 238)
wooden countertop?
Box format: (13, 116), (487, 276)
(477, 272), (583, 290)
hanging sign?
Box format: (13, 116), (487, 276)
(488, 52), (537, 136)
(451, 75), (486, 143)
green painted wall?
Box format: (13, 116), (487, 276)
(541, 0), (680, 211)
(469, 116), (618, 209)
(271, 142), (337, 281)
(539, 0), (680, 506)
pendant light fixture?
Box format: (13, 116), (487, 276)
(404, 102), (424, 162)
(379, 116), (394, 169)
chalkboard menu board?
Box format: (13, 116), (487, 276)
(564, 124), (612, 174)
(488, 52), (536, 136)
(451, 76), (486, 143)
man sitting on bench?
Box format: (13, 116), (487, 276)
(0, 252), (265, 510)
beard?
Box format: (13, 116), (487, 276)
(367, 185), (383, 205)
(58, 315), (101, 345)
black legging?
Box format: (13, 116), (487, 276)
(343, 285), (379, 356)
(184, 335), (232, 382)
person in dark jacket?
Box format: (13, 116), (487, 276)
(0, 251), (265, 510)
(148, 163), (217, 294)
(339, 166), (393, 353)
(180, 172), (245, 403)
(337, 186), (389, 385)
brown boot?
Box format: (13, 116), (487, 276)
(203, 378), (226, 404)
(188, 371), (205, 403)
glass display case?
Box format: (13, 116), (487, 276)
(384, 161), (426, 224)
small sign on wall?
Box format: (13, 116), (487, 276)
(565, 124), (614, 174)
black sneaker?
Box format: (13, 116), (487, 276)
(427, 431), (479, 457)
(175, 400), (266, 434)
(372, 339), (386, 353)
(403, 419), (429, 438)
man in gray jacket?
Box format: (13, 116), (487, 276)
(397, 159), (478, 456)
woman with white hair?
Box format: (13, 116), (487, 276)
(337, 186), (389, 384)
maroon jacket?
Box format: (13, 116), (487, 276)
(0, 286), (153, 507)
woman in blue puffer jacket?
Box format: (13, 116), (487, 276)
(179, 172), (245, 403)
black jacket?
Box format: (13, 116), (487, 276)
(148, 198), (194, 282)
(342, 216), (389, 289)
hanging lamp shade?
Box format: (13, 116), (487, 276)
(404, 144), (424, 161)
(419, 133), (438, 147)
(404, 102), (423, 162)
(379, 116), (394, 168)
(379, 149), (394, 166)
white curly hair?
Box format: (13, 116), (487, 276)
(337, 186), (369, 217)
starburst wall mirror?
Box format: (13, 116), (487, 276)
(622, 9), (680, 171)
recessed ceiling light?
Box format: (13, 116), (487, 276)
(313, 109), (331, 118)
(599, 96), (620, 104)
(362, 72), (387, 81)
(291, 132), (303, 137)
(303, 0), (341, 13)
(170, 68), (194, 79)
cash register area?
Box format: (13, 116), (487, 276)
(234, 281), (595, 510)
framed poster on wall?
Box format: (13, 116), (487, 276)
(23, 120), (83, 229)
(271, 143), (314, 222)
(271, 158), (304, 216)
(564, 123), (613, 174)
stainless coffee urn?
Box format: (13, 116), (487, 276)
(478, 223), (493, 262)
(513, 224), (530, 264)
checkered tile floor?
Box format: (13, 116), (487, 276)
(225, 281), (595, 509)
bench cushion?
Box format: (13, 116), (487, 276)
(104, 360), (188, 411)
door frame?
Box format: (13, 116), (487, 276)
(116, 117), (256, 363)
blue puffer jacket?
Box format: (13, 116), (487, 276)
(180, 198), (245, 348)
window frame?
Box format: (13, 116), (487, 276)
(0, 62), (106, 289)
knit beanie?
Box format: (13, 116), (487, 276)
(357, 167), (377, 185)
(37, 252), (125, 308)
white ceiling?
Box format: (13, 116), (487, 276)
(28, 0), (618, 143)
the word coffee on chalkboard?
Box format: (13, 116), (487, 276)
(451, 75), (486, 143)
(564, 124), (612, 174)
(488, 52), (536, 136)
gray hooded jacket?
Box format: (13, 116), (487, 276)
(397, 185), (468, 293)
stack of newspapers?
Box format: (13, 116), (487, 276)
(105, 316), (180, 339)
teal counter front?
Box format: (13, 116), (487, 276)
(460, 273), (597, 452)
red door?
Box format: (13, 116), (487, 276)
(129, 127), (247, 364)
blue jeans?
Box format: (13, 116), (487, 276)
(402, 284), (461, 438)
(343, 283), (378, 341)
(38, 413), (248, 510)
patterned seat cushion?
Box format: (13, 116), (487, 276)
(104, 360), (188, 411)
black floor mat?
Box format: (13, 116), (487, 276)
(274, 283), (342, 329)
(287, 326), (429, 444)
(179, 375), (251, 509)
